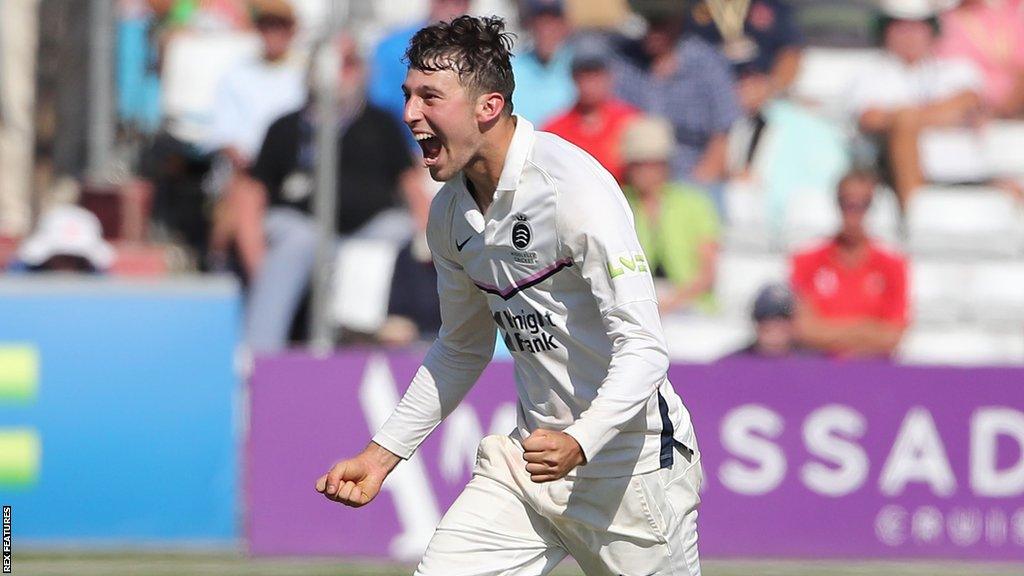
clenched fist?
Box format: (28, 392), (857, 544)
(522, 429), (586, 483)
(315, 442), (400, 507)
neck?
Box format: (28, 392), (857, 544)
(464, 115), (518, 211)
(836, 231), (868, 257)
(899, 54), (922, 66)
(895, 48), (930, 66)
(637, 185), (662, 199)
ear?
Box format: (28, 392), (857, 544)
(476, 92), (507, 123)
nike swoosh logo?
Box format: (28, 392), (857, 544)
(456, 236), (472, 252)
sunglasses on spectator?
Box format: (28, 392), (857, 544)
(839, 199), (872, 213)
(256, 16), (293, 30)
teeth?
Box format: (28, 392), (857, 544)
(414, 133), (435, 142)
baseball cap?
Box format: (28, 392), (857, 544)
(524, 0), (565, 17)
(752, 283), (795, 322)
(571, 36), (612, 72)
(621, 116), (675, 164)
(17, 205), (115, 271)
(251, 0), (295, 23)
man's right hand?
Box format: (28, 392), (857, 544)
(315, 442), (401, 507)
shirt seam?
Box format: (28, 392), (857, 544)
(526, 157), (567, 260)
(600, 298), (659, 319)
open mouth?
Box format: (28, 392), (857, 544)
(414, 133), (442, 165)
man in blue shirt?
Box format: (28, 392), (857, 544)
(611, 6), (741, 187)
(511, 0), (576, 126)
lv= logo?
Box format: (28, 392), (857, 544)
(0, 345), (41, 489)
(608, 252), (649, 279)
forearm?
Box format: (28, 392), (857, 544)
(841, 322), (904, 356)
(372, 339), (490, 458)
(860, 92), (980, 134)
(564, 301), (670, 461)
(798, 315), (904, 356)
(916, 92), (981, 126)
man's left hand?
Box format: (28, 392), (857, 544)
(522, 429), (586, 483)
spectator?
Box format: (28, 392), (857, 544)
(790, 170), (909, 358)
(511, 0), (576, 126)
(848, 1), (983, 210)
(683, 0), (806, 175)
(620, 116), (720, 314)
(938, 0), (1024, 118)
(118, 0), (165, 136)
(225, 35), (426, 353)
(542, 36), (639, 182)
(127, 0), (302, 262)
(686, 0), (804, 118)
(369, 0), (471, 130)
(8, 205), (114, 274)
(202, 0), (306, 178)
(729, 283), (812, 358)
(611, 3), (741, 197)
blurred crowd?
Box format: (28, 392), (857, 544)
(1, 0), (1022, 362)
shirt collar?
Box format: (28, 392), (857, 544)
(496, 115), (535, 192)
(826, 236), (879, 268)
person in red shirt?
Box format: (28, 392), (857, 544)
(790, 170), (909, 357)
(542, 36), (638, 182)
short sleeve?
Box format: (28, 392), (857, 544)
(936, 58), (984, 99)
(846, 60), (903, 116)
(789, 251), (814, 300)
(878, 256), (909, 326)
(249, 115), (291, 190)
(771, 1), (805, 49)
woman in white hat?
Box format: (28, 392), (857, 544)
(8, 205), (115, 273)
(619, 115), (721, 315)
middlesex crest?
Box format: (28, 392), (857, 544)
(509, 213), (538, 265)
(511, 213), (533, 250)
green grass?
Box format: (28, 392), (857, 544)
(11, 551), (1024, 576)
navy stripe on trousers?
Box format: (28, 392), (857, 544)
(657, 391), (674, 468)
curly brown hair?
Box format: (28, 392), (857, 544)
(404, 15), (517, 115)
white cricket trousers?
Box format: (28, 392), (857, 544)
(415, 434), (702, 576)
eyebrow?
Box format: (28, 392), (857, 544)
(403, 84), (444, 97)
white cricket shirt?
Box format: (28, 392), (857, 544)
(372, 117), (697, 478)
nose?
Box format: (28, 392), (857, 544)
(403, 96), (422, 128)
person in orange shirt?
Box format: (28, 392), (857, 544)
(790, 171), (909, 358)
(542, 37), (638, 182)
